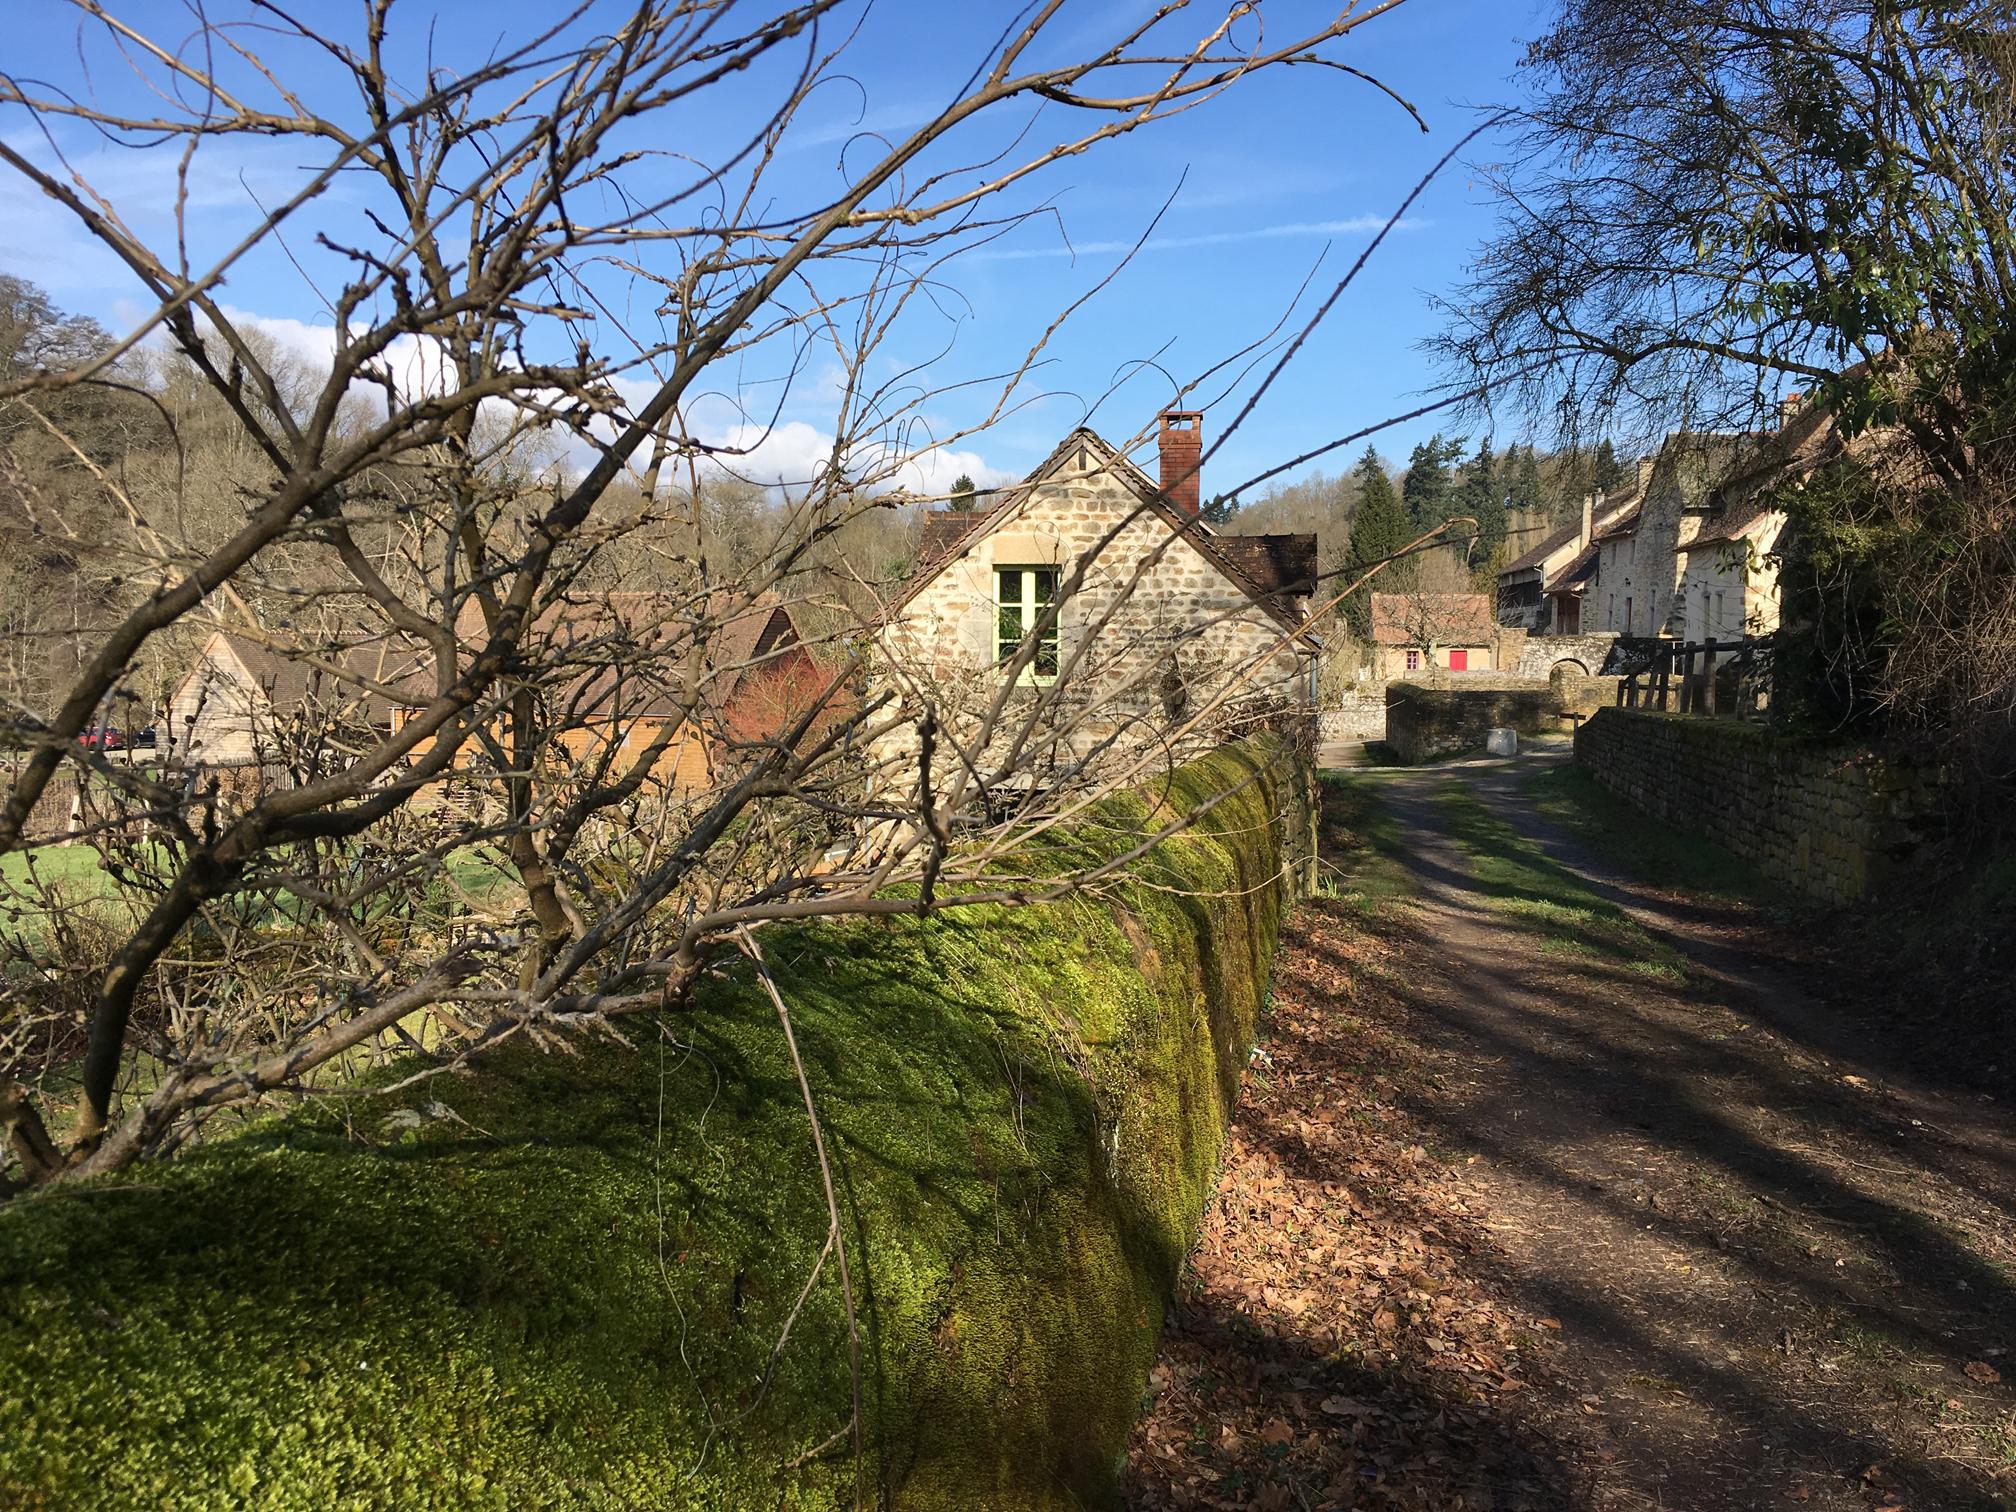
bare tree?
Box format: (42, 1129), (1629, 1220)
(0, 1), (1417, 1192)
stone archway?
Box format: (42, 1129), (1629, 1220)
(1549, 658), (1591, 680)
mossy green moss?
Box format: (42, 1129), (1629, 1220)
(0, 741), (1299, 1511)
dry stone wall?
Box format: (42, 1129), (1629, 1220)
(1516, 633), (1619, 679)
(1574, 708), (1946, 903)
(1318, 691), (1387, 744)
(1384, 677), (1620, 764)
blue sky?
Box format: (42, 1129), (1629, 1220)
(0, 1), (1552, 500)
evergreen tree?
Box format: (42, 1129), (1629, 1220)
(1401, 433), (1466, 531)
(1341, 446), (1411, 638)
(950, 473), (975, 502)
(1454, 435), (1506, 569)
(1507, 442), (1544, 518)
(1592, 439), (1628, 494)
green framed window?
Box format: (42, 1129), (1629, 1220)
(995, 567), (1059, 684)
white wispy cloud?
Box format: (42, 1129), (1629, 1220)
(967, 215), (1429, 262)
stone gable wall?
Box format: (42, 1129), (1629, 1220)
(1573, 708), (1946, 904)
(881, 452), (1308, 758)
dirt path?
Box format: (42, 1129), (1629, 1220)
(1123, 753), (2016, 1512)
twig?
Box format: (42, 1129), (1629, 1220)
(741, 926), (862, 1510)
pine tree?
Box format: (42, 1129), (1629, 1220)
(1507, 442), (1543, 518)
(1592, 439), (1627, 494)
(1341, 446), (1411, 638)
(951, 473), (975, 502)
(1401, 433), (1466, 531)
(1454, 435), (1506, 569)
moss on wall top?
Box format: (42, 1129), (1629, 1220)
(0, 741), (1299, 1511)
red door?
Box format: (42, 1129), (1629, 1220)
(1449, 650), (1469, 671)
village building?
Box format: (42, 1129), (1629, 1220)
(879, 411), (1319, 760)
(165, 630), (415, 766)
(1368, 593), (1499, 677)
(1571, 401), (1845, 644)
(168, 592), (814, 797)
(393, 592), (816, 792)
(1495, 460), (1651, 636)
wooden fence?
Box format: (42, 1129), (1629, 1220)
(1598, 636), (1770, 719)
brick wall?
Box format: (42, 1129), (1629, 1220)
(1573, 707), (1945, 903)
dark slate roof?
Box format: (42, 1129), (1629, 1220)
(1214, 533), (1318, 596)
(917, 507), (989, 569)
(1499, 477), (1646, 577)
(1545, 543), (1599, 592)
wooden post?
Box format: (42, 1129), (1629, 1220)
(1680, 645), (1697, 713)
(1702, 640), (1718, 717)
(1656, 647), (1672, 711)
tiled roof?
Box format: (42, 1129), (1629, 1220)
(917, 507), (989, 569)
(1499, 477), (1644, 576)
(1545, 543), (1599, 592)
(1212, 532), (1318, 596)
(1370, 592), (1494, 645)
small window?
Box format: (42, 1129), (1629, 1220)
(996, 567), (1059, 684)
(1405, 649), (1420, 671)
(1624, 596), (1633, 634)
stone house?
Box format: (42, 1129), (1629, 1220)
(170, 593), (813, 795)
(1577, 400), (1852, 642)
(1368, 593), (1497, 677)
(1495, 459), (1651, 635)
(878, 411), (1319, 760)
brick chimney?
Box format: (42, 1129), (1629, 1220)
(1158, 410), (1202, 515)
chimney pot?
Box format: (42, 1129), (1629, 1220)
(1158, 410), (1203, 516)
(1580, 492), (1595, 550)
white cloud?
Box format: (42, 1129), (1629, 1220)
(967, 215), (1430, 262)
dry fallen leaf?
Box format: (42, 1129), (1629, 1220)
(1538, 1318), (1563, 1330)
(1966, 1360), (2003, 1384)
(1260, 1419), (1294, 1446)
(1784, 1488), (1810, 1502)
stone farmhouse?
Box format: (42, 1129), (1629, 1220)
(1498, 399), (1851, 650)
(393, 592), (815, 792)
(1494, 460), (1652, 636)
(878, 411), (1320, 760)
(1368, 593), (1499, 677)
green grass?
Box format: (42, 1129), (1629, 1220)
(1518, 763), (1786, 907)
(0, 844), (117, 894)
(1435, 779), (1692, 982)
(1315, 772), (1415, 909)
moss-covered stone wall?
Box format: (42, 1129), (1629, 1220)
(0, 740), (1305, 1511)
